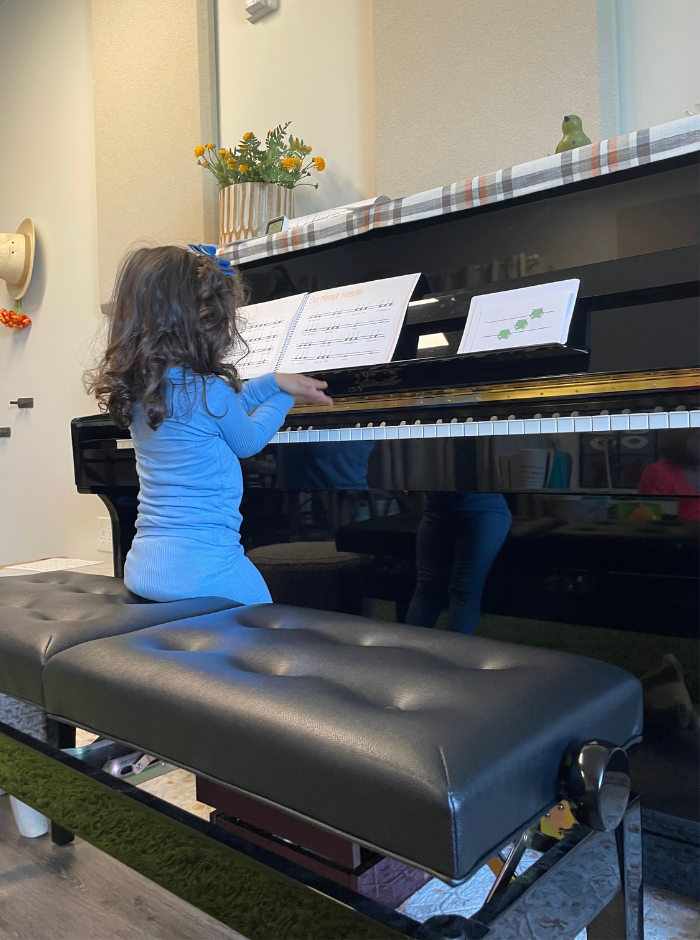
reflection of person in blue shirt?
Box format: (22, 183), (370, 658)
(406, 492), (512, 634)
(277, 442), (374, 490)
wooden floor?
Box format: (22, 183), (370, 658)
(0, 795), (245, 940)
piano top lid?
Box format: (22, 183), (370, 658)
(220, 116), (700, 269)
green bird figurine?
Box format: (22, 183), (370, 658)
(556, 114), (591, 153)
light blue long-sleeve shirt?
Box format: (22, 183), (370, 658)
(123, 369), (293, 603)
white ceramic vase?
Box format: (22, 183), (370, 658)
(219, 183), (293, 245)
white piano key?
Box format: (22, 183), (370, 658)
(450, 422), (466, 437)
(540, 418), (557, 434)
(464, 422), (478, 436)
(329, 429), (341, 442)
(523, 419), (541, 435)
(373, 426), (387, 440)
(340, 428), (352, 441)
(690, 411), (700, 428)
(409, 425), (424, 439)
(649, 412), (669, 429)
(629, 413), (649, 431)
(318, 429), (330, 442)
(308, 430), (319, 442)
(423, 424), (437, 438)
(297, 430), (309, 443)
(276, 431), (289, 444)
(351, 428), (362, 440)
(508, 420), (525, 436)
(361, 427), (374, 440)
(398, 425), (411, 439)
(437, 424), (451, 437)
(556, 417), (575, 434)
(288, 430), (299, 442)
(385, 426), (399, 439)
(574, 417), (593, 433)
(592, 415), (611, 432)
(270, 433), (280, 444)
(670, 411), (690, 428)
(477, 422), (494, 435)
(493, 421), (509, 435)
(611, 414), (629, 431)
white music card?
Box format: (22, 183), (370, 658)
(458, 279), (580, 355)
(233, 294), (306, 378)
(277, 273), (420, 373)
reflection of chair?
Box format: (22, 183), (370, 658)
(335, 516), (420, 620)
(247, 541), (373, 614)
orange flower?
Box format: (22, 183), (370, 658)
(194, 145), (205, 158)
(313, 157), (325, 171)
(238, 164), (249, 172)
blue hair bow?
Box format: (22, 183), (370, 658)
(188, 243), (237, 276)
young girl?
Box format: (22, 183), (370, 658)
(86, 245), (331, 604)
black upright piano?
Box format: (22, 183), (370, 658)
(73, 147), (699, 634)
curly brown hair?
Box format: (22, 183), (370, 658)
(85, 246), (247, 431)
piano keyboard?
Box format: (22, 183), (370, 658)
(271, 410), (699, 444)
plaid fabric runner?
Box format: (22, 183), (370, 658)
(220, 116), (700, 268)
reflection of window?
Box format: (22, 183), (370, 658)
(417, 332), (448, 349)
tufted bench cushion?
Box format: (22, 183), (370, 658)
(0, 571), (240, 706)
(43, 604), (643, 881)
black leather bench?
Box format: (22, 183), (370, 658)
(0, 572), (645, 938)
(42, 604), (642, 883)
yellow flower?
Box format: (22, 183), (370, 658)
(242, 132), (253, 141)
(313, 157), (325, 171)
(205, 142), (215, 149)
(194, 145), (206, 158)
(227, 159), (237, 168)
(238, 164), (249, 172)
(306, 146), (312, 152)
(282, 157), (295, 169)
(218, 149), (227, 156)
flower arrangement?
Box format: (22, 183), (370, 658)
(194, 123), (325, 190)
(0, 306), (31, 329)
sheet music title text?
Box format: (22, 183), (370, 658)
(309, 288), (363, 303)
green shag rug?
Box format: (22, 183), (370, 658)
(371, 602), (700, 704)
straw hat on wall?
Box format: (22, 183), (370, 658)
(0, 219), (35, 301)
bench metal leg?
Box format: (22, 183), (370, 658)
(617, 798), (644, 940)
(582, 797), (644, 940)
(46, 719), (76, 846)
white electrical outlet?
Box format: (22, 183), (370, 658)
(98, 517), (113, 553)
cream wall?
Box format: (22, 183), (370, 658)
(617, 0), (700, 133)
(91, 0), (219, 303)
(216, 0), (377, 216)
(372, 0), (616, 199)
(0, 0), (103, 565)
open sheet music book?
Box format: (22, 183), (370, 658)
(233, 273), (420, 378)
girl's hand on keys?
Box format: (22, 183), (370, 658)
(274, 373), (333, 406)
